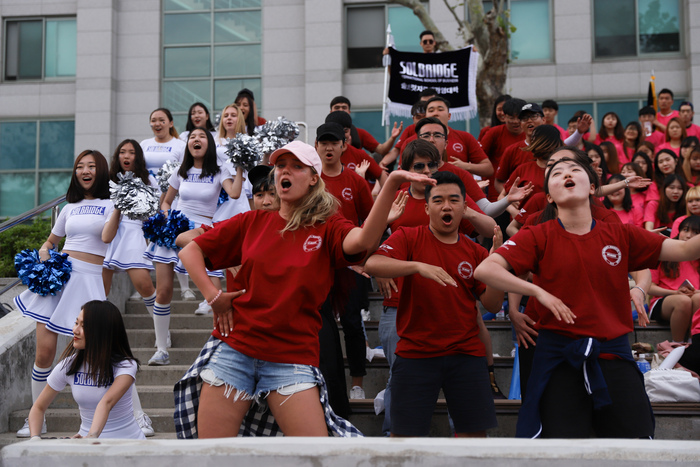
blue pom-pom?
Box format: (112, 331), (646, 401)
(14, 249), (72, 296)
(217, 188), (229, 207)
(142, 211), (167, 244)
(142, 210), (193, 250)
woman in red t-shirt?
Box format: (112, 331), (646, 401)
(179, 141), (431, 438)
(621, 122), (644, 165)
(603, 174), (644, 227)
(656, 118), (687, 157)
(644, 174), (687, 234)
(474, 146), (700, 439)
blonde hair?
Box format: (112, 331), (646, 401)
(682, 148), (700, 183)
(218, 103), (247, 140)
(686, 186), (700, 215)
(281, 175), (339, 234)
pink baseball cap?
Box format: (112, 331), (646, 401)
(269, 140), (322, 175)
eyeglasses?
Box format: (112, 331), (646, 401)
(411, 161), (439, 171)
(418, 132), (446, 141)
(422, 39), (434, 45)
(520, 114), (543, 122)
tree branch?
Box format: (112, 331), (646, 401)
(388, 0), (454, 50)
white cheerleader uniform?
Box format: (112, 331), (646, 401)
(14, 199), (114, 336)
(144, 167), (232, 277)
(213, 139), (252, 222)
(47, 357), (145, 439)
(103, 175), (158, 272)
(140, 137), (186, 175)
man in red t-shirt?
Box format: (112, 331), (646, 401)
(679, 101), (700, 138)
(655, 88), (680, 134)
(365, 170), (501, 437)
(330, 96), (402, 157)
(638, 106), (665, 147)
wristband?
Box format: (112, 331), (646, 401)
(207, 289), (223, 306)
(633, 285), (646, 295)
(624, 178), (630, 186)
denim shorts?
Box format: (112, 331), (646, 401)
(200, 342), (318, 402)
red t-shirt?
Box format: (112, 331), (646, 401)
(400, 127), (488, 165)
(497, 220), (664, 340)
(554, 124), (569, 141)
(503, 161), (545, 198)
(517, 194), (622, 227)
(495, 140), (531, 183)
(383, 189), (476, 308)
(356, 127), (379, 153)
(646, 131), (665, 148)
(395, 123), (416, 148)
(686, 124), (700, 138)
(657, 110), (680, 129)
(644, 199), (678, 229)
(322, 168), (373, 226)
(438, 162), (487, 203)
(609, 206), (644, 227)
(342, 145), (383, 181)
(481, 126), (526, 201)
(375, 225), (487, 358)
(478, 125), (491, 142)
(194, 210), (363, 366)
(655, 142), (681, 157)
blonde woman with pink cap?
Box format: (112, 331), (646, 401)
(178, 140), (433, 437)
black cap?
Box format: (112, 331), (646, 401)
(519, 103), (544, 119)
(248, 165), (272, 189)
(325, 110), (352, 128)
(316, 122), (345, 142)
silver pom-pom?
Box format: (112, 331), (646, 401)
(226, 133), (262, 172)
(254, 117), (300, 154)
(109, 172), (160, 221)
(156, 160), (181, 194)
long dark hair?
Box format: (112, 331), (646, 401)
(583, 141), (610, 184)
(598, 111), (624, 141)
(178, 128), (220, 179)
(235, 91), (258, 136)
(599, 141), (620, 174)
(654, 149), (681, 185)
(631, 151), (654, 180)
(109, 139), (149, 184)
(539, 146), (600, 224)
(660, 215), (700, 279)
(185, 102), (215, 133)
(656, 174), (687, 225)
(490, 94), (511, 127)
(624, 121), (644, 148)
(603, 174), (633, 212)
(60, 300), (139, 388)
(66, 150), (111, 203)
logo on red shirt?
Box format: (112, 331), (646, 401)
(347, 162), (357, 170)
(452, 143), (464, 153)
(379, 244), (393, 252)
(342, 187), (353, 201)
(457, 261), (474, 279)
(602, 245), (622, 266)
(303, 235), (323, 252)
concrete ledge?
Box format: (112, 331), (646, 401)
(0, 312), (36, 434)
(2, 438), (700, 466)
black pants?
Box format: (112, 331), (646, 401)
(318, 294), (350, 418)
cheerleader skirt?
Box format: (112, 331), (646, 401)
(103, 220), (154, 271)
(14, 258), (106, 336)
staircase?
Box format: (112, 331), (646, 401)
(3, 287), (700, 446)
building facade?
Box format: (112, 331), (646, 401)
(0, 0), (698, 216)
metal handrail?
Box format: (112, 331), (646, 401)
(0, 195), (66, 299)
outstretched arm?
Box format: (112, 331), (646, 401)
(659, 235), (700, 262)
(28, 385), (59, 438)
(84, 374), (134, 438)
(364, 255), (457, 287)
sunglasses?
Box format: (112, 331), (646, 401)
(422, 39), (434, 45)
(412, 161), (439, 171)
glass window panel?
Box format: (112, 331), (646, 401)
(510, 0), (550, 61)
(214, 78), (260, 111)
(0, 122), (37, 170)
(39, 121), (75, 169)
(45, 20), (76, 78)
(164, 0), (211, 11)
(163, 13), (211, 45)
(215, 11), (261, 43)
(593, 0), (635, 57)
(638, 0), (680, 54)
(18, 21), (43, 79)
(467, 115), (482, 139)
(215, 0), (261, 8)
(347, 7), (384, 69)
(39, 172), (71, 204)
(5, 22), (20, 79)
(596, 102), (640, 130)
(164, 47), (211, 77)
(351, 111), (385, 146)
(0, 173), (34, 216)
(162, 80), (211, 112)
(172, 115), (188, 135)
(214, 45), (261, 76)
(557, 103), (594, 127)
(388, 6), (426, 53)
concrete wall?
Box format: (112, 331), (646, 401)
(0, 312), (35, 434)
(3, 438), (700, 466)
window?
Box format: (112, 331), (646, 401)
(4, 18), (76, 81)
(556, 99), (685, 133)
(162, 0), (262, 130)
(479, 0), (552, 62)
(593, 0), (681, 58)
(0, 120), (74, 217)
(346, 3), (427, 70)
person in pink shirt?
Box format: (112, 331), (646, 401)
(620, 162), (651, 214)
(648, 215), (700, 342)
(639, 106), (665, 147)
(600, 141), (622, 175)
(590, 112), (625, 154)
(682, 147), (700, 187)
(679, 101), (700, 138)
(669, 187), (700, 238)
(647, 149), (684, 202)
(603, 174), (644, 227)
(620, 122), (644, 164)
(680, 137), (699, 163)
(656, 117), (687, 157)
(655, 88), (680, 134)
(644, 174), (687, 234)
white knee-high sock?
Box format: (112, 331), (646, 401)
(132, 385), (144, 415)
(153, 302), (171, 352)
(142, 292), (156, 317)
(31, 364), (52, 403)
(176, 273), (189, 291)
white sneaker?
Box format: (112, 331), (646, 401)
(153, 330), (172, 349)
(148, 350), (170, 366)
(181, 288), (196, 300)
(17, 418), (46, 438)
(135, 411), (154, 437)
(349, 386), (366, 400)
(194, 300), (212, 315)
(360, 309), (371, 321)
(130, 291), (141, 300)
